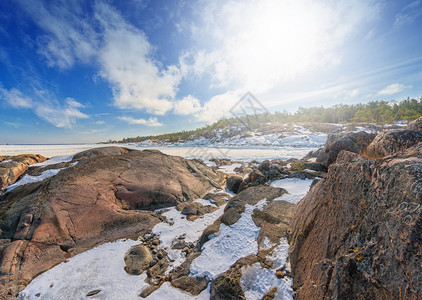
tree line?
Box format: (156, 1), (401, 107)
(110, 97), (422, 143)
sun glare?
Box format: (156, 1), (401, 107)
(210, 0), (334, 92)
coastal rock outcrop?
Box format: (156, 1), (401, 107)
(315, 131), (375, 166)
(408, 116), (422, 131)
(0, 154), (46, 190)
(366, 129), (422, 158)
(290, 145), (422, 299)
(0, 147), (224, 297)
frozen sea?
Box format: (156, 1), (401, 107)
(0, 144), (318, 161)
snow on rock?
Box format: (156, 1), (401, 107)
(271, 178), (314, 204)
(29, 154), (74, 167)
(152, 201), (227, 270)
(18, 239), (148, 300)
(147, 282), (210, 300)
(241, 238), (293, 300)
(6, 169), (61, 192)
(217, 163), (242, 174)
(190, 199), (267, 279)
(260, 236), (274, 250)
(19, 194), (231, 299)
(178, 132), (327, 148)
(0, 159), (12, 164)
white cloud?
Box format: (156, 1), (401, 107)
(194, 90), (242, 123)
(19, 0), (181, 116)
(174, 95), (201, 115)
(96, 120), (105, 125)
(378, 83), (410, 96)
(0, 87), (33, 108)
(119, 116), (163, 127)
(95, 2), (180, 115)
(0, 87), (88, 128)
(35, 101), (89, 128)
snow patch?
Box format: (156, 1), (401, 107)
(260, 236), (274, 250)
(271, 178), (313, 204)
(18, 239), (148, 300)
(30, 154), (74, 167)
(190, 199), (267, 279)
(241, 238), (293, 300)
(151, 201), (226, 270)
(6, 169), (61, 192)
(218, 163), (242, 174)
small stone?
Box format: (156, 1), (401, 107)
(152, 239), (160, 246)
(149, 259), (157, 267)
(86, 290), (101, 296)
(152, 249), (157, 255)
(157, 253), (163, 260)
(276, 270), (285, 279)
(35, 293), (41, 297)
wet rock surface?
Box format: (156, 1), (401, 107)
(0, 147), (224, 298)
(290, 145), (422, 299)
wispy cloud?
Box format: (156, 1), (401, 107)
(119, 116), (163, 127)
(18, 0), (99, 69)
(3, 121), (20, 129)
(378, 83), (411, 96)
(0, 87), (88, 128)
(395, 1), (422, 29)
(0, 87), (33, 108)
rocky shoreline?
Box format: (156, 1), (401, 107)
(0, 119), (421, 299)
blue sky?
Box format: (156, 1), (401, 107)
(0, 0), (422, 144)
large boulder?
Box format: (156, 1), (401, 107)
(0, 154), (46, 190)
(0, 147), (224, 297)
(290, 146), (422, 299)
(226, 175), (243, 193)
(316, 131), (375, 166)
(366, 129), (422, 158)
(408, 116), (422, 131)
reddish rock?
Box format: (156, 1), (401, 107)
(316, 131), (375, 166)
(290, 146), (422, 299)
(0, 147), (224, 297)
(366, 129), (422, 158)
(0, 154), (46, 190)
(408, 116), (422, 131)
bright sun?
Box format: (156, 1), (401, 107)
(206, 0), (338, 92)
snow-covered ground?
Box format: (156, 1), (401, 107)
(190, 199), (266, 279)
(18, 194), (296, 300)
(151, 198), (226, 270)
(177, 132), (327, 148)
(241, 239), (293, 300)
(271, 178), (314, 204)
